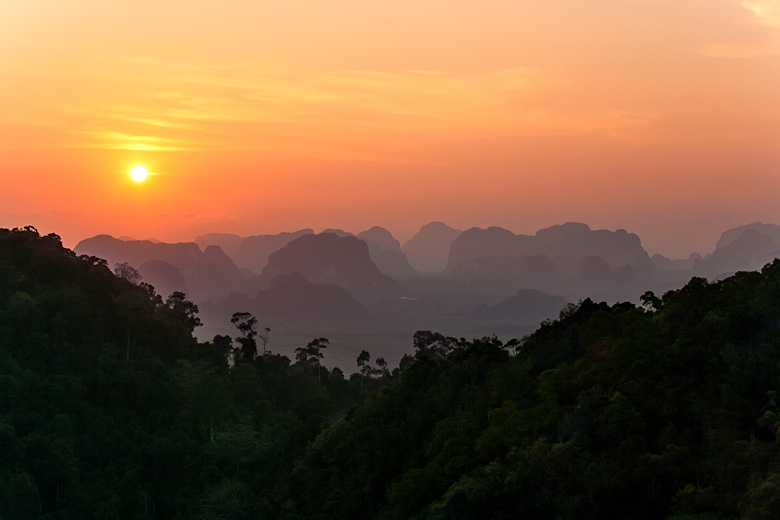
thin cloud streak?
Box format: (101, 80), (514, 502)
(6, 57), (678, 155)
(698, 0), (780, 57)
(699, 40), (780, 57)
(740, 0), (780, 28)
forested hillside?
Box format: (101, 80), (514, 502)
(286, 268), (780, 519)
(3, 226), (780, 519)
(0, 227), (378, 519)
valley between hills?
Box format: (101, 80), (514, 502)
(73, 221), (780, 370)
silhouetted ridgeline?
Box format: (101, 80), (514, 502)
(358, 226), (418, 279)
(82, 221), (780, 308)
(0, 226), (379, 519)
(73, 221), (780, 370)
(202, 271), (369, 327)
(75, 234), (245, 303)
(402, 221), (464, 273)
(256, 232), (403, 303)
(5, 224), (780, 518)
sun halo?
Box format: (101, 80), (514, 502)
(130, 165), (148, 182)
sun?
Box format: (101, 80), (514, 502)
(130, 165), (148, 182)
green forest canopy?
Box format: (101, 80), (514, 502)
(2, 226), (780, 519)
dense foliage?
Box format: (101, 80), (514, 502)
(0, 227), (377, 519)
(3, 226), (780, 519)
(286, 266), (780, 519)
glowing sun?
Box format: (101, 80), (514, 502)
(130, 165), (148, 182)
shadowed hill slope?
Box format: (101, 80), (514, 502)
(447, 222), (653, 275)
(205, 272), (369, 327)
(74, 234), (246, 302)
(471, 288), (568, 321)
(258, 232), (402, 302)
(403, 221), (463, 273)
(284, 260), (780, 519)
(358, 226), (417, 278)
(696, 225), (780, 278)
(232, 229), (314, 273)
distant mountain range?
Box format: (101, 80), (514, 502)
(75, 235), (246, 303)
(74, 221), (780, 365)
(256, 232), (402, 303)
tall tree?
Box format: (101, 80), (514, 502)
(259, 327), (271, 355)
(295, 337), (329, 386)
(165, 291), (202, 333)
(113, 262), (141, 284)
(230, 312), (258, 362)
(375, 357), (388, 378)
(357, 350), (371, 386)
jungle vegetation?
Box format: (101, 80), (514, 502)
(2, 226), (780, 519)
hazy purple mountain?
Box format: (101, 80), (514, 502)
(190, 245), (247, 301)
(402, 222), (463, 273)
(648, 222), (780, 283)
(138, 259), (188, 299)
(74, 235), (247, 302)
(321, 228), (354, 237)
(257, 272), (368, 322)
(696, 228), (780, 278)
(472, 289), (567, 322)
(206, 271), (369, 326)
(448, 227), (527, 270)
(451, 255), (565, 295)
(576, 255), (613, 282)
(118, 235), (161, 243)
(358, 226), (417, 278)
(358, 226), (401, 251)
(195, 233), (243, 259)
(258, 232), (402, 302)
(570, 256), (646, 302)
(447, 222), (654, 277)
(538, 223), (653, 275)
(232, 229), (314, 273)
(652, 252), (701, 272)
(76, 235), (201, 270)
(716, 222), (780, 250)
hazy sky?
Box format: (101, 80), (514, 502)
(1, 0), (778, 257)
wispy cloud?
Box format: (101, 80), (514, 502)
(0, 46), (740, 155)
(740, 0), (780, 28)
(695, 1), (780, 58)
(76, 129), (205, 152)
(21, 58), (554, 153)
(699, 40), (780, 57)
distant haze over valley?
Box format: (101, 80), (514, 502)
(74, 220), (780, 370)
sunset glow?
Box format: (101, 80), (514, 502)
(1, 0), (778, 257)
(130, 166), (148, 182)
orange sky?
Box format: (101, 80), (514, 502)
(1, 0), (779, 257)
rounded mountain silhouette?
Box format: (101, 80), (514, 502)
(258, 233), (402, 303)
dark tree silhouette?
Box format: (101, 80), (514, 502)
(357, 349), (371, 386)
(295, 337), (329, 385)
(259, 326), (271, 355)
(230, 312), (258, 362)
(113, 262), (141, 284)
(375, 357), (388, 378)
(640, 290), (662, 312)
(165, 291), (202, 333)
